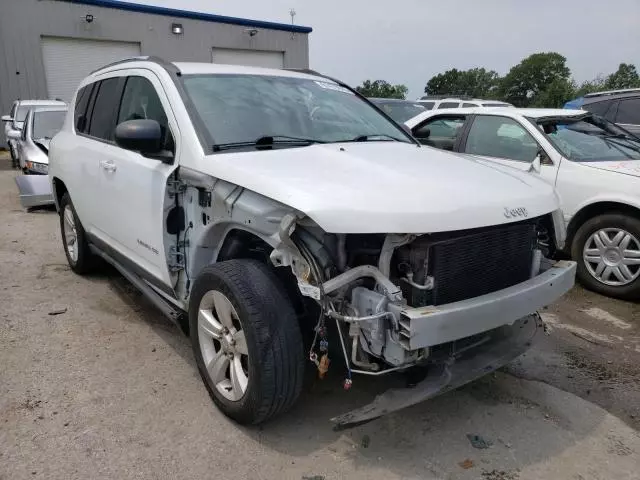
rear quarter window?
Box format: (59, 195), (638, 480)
(74, 84), (94, 133)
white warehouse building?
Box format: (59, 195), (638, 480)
(0, 0), (312, 145)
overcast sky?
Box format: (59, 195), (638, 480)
(132, 0), (640, 99)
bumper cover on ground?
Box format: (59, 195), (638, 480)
(331, 314), (541, 429)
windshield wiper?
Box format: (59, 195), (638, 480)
(343, 134), (403, 142)
(213, 135), (325, 152)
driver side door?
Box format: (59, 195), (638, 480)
(459, 114), (559, 186)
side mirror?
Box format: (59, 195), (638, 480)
(529, 154), (542, 174)
(1, 115), (12, 123)
(115, 119), (162, 155)
(6, 129), (21, 140)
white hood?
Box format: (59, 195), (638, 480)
(200, 142), (559, 233)
(581, 160), (640, 178)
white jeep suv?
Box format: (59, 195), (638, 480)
(49, 57), (576, 427)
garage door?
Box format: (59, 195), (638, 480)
(41, 37), (141, 102)
(212, 48), (284, 69)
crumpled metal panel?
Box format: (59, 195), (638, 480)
(14, 175), (53, 208)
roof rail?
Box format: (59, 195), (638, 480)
(90, 56), (175, 75)
(584, 87), (640, 98)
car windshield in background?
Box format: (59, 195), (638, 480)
(16, 106), (30, 122)
(33, 111), (66, 139)
(536, 115), (640, 162)
(181, 74), (410, 148)
(372, 100), (426, 123)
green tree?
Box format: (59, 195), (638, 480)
(532, 78), (576, 108)
(574, 76), (607, 97)
(424, 68), (500, 98)
(499, 52), (571, 107)
(355, 80), (408, 99)
(604, 63), (640, 90)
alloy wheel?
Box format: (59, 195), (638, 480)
(197, 290), (249, 401)
(583, 228), (640, 286)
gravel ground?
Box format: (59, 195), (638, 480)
(1, 153), (639, 479)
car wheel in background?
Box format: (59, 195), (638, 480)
(59, 193), (96, 274)
(189, 259), (305, 424)
(572, 213), (640, 300)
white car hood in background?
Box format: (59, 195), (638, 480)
(201, 142), (559, 233)
(581, 160), (640, 178)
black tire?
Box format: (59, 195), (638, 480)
(189, 259), (305, 424)
(571, 213), (640, 300)
(59, 193), (96, 274)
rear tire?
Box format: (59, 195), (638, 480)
(571, 213), (640, 300)
(189, 259), (305, 424)
(59, 193), (96, 274)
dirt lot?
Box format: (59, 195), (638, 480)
(1, 153), (639, 479)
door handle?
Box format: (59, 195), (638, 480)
(99, 160), (117, 172)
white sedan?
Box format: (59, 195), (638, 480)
(405, 107), (640, 299)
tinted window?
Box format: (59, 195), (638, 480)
(117, 76), (172, 149)
(33, 111), (66, 139)
(419, 101), (435, 110)
(182, 74), (410, 147)
(465, 116), (539, 162)
(74, 84), (93, 133)
(584, 100), (611, 116)
(373, 101), (426, 123)
(413, 116), (466, 151)
(88, 78), (122, 140)
(616, 98), (640, 125)
(462, 103), (476, 108)
(438, 102), (460, 109)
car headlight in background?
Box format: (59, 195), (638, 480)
(25, 161), (48, 174)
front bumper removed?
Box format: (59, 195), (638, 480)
(331, 313), (541, 429)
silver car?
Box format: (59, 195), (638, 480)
(11, 106), (67, 174)
(2, 99), (66, 168)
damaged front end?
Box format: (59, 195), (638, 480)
(271, 212), (576, 428)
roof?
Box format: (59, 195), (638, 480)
(404, 106), (588, 127)
(29, 105), (69, 113)
(16, 100), (67, 107)
(66, 0), (312, 33)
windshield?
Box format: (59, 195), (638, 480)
(536, 114), (640, 162)
(181, 74), (411, 148)
(16, 106), (30, 122)
(372, 101), (426, 122)
(32, 111), (66, 139)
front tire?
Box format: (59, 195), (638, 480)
(572, 213), (640, 300)
(59, 193), (96, 274)
(189, 260), (305, 425)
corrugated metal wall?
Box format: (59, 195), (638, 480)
(0, 0), (310, 146)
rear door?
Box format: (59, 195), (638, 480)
(97, 70), (179, 288)
(70, 77), (125, 232)
(459, 114), (559, 186)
